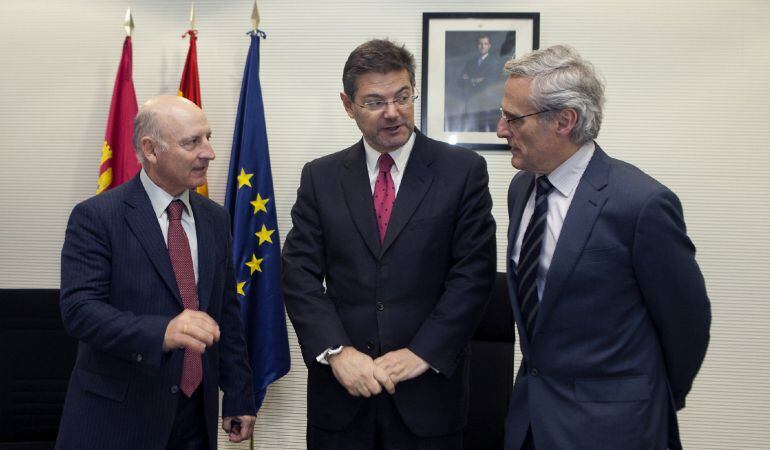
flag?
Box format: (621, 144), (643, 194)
(225, 30), (290, 411)
(178, 29), (208, 197)
(97, 36), (139, 194)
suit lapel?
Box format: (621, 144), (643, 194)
(340, 142), (381, 259)
(124, 177), (183, 307)
(536, 147), (610, 331)
(380, 133), (434, 256)
(506, 171), (535, 345)
(191, 194), (215, 312)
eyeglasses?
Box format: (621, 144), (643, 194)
(356, 93), (419, 112)
(499, 108), (552, 128)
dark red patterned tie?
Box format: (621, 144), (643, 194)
(373, 153), (396, 244)
(167, 200), (202, 397)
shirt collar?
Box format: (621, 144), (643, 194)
(140, 169), (192, 219)
(546, 140), (596, 198)
(364, 131), (416, 175)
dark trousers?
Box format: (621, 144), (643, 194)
(167, 388), (209, 450)
(308, 394), (462, 450)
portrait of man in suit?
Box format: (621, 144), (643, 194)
(457, 34), (505, 132)
(57, 95), (256, 450)
(281, 39), (497, 449)
(498, 45), (711, 450)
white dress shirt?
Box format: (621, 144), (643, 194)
(512, 141), (595, 301)
(140, 169), (199, 283)
(363, 131), (416, 197)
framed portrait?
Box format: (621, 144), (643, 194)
(420, 12), (540, 150)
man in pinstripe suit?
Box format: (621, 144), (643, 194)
(57, 96), (255, 450)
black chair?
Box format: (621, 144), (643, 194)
(464, 273), (516, 450)
(0, 289), (76, 450)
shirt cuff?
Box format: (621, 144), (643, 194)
(315, 345), (344, 365)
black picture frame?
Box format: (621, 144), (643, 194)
(420, 12), (540, 150)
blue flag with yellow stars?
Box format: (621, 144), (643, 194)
(225, 30), (290, 412)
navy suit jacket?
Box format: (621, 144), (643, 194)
(281, 130), (496, 437)
(56, 175), (255, 450)
(503, 146), (710, 450)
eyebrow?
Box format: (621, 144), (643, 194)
(362, 86), (411, 100)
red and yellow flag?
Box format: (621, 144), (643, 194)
(97, 36), (139, 194)
(179, 29), (208, 197)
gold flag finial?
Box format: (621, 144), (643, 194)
(251, 0), (260, 32)
(189, 3), (196, 30)
(124, 8), (134, 37)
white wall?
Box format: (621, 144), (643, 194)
(1, 0), (768, 448)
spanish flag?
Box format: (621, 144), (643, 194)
(179, 29), (208, 197)
(97, 36), (139, 194)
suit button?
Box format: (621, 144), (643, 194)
(170, 385), (179, 394)
(366, 341), (375, 351)
(376, 302), (384, 311)
(530, 368), (539, 377)
(135, 353), (143, 363)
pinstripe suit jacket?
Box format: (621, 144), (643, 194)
(56, 175), (254, 450)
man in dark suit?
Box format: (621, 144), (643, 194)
(281, 39), (496, 449)
(57, 95), (256, 450)
(498, 45), (711, 450)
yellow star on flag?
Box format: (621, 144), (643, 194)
(236, 281), (246, 296)
(245, 254), (264, 274)
(255, 224), (275, 246)
(237, 168), (254, 189)
(250, 193), (270, 214)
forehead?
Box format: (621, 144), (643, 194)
(355, 69), (412, 98)
(163, 105), (210, 137)
(501, 76), (534, 113)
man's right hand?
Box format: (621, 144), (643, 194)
(163, 309), (220, 353)
(328, 347), (395, 397)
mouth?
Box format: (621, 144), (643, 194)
(381, 124), (403, 134)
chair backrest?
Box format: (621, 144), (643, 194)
(464, 272), (516, 449)
(0, 289), (76, 449)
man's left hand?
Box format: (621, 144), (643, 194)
(374, 348), (430, 386)
(222, 415), (256, 443)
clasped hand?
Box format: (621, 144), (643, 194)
(328, 347), (429, 397)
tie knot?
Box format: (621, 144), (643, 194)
(167, 200), (184, 221)
(378, 153), (395, 173)
(535, 176), (553, 197)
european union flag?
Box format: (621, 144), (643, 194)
(225, 30), (290, 411)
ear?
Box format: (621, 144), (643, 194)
(554, 108), (578, 137)
(140, 136), (158, 164)
(340, 92), (355, 118)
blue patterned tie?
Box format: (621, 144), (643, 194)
(517, 176), (553, 339)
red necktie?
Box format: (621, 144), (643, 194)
(167, 200), (202, 397)
(373, 153), (396, 244)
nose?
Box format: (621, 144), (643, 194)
(497, 117), (511, 139)
(382, 101), (400, 119)
(199, 136), (216, 161)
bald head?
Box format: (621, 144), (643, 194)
(133, 95), (201, 163)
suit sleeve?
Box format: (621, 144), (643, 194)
(218, 211), (257, 416)
(281, 163), (353, 365)
(632, 188), (711, 410)
(408, 155), (497, 377)
(59, 201), (169, 367)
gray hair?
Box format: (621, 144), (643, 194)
(504, 45), (605, 144)
(132, 107), (168, 163)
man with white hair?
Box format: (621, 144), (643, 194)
(498, 45), (711, 450)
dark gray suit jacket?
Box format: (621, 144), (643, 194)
(282, 130), (496, 437)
